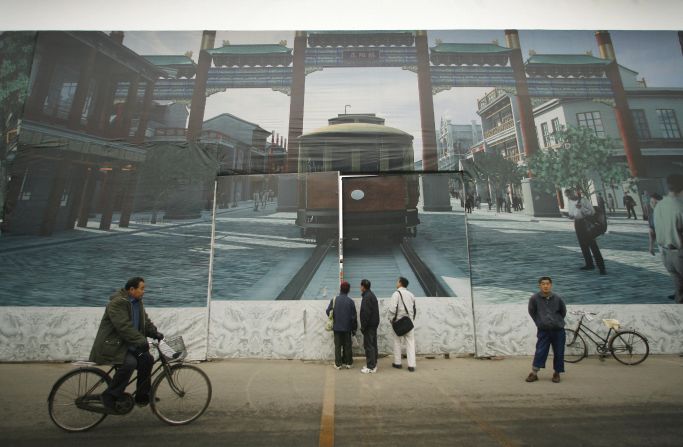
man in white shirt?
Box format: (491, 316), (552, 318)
(653, 174), (683, 304)
(565, 188), (606, 275)
(388, 277), (417, 372)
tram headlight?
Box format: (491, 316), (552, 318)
(350, 189), (365, 201)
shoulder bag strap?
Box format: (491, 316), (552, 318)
(398, 291), (411, 319)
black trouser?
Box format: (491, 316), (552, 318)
(362, 327), (378, 369)
(104, 351), (154, 400)
(575, 220), (605, 270)
(333, 331), (353, 366)
(626, 205), (637, 219)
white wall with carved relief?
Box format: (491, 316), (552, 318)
(2, 301), (680, 362)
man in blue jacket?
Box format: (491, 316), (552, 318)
(326, 281), (358, 369)
(526, 276), (567, 383)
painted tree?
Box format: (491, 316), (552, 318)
(526, 125), (631, 198)
(469, 150), (525, 206)
(0, 32), (36, 220)
(136, 141), (218, 223)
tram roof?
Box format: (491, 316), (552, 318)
(301, 122), (413, 138)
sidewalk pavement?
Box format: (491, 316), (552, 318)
(2, 355), (682, 446)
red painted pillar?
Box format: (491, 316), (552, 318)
(286, 31), (307, 173)
(505, 30), (539, 159)
(415, 30), (438, 171)
(187, 31), (216, 141)
(595, 31), (645, 177)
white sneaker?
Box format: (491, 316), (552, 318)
(361, 367), (377, 374)
(344, 364), (352, 369)
(334, 365), (342, 370)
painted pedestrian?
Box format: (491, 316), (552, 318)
(566, 188), (606, 275)
(607, 193), (616, 215)
(624, 192), (637, 219)
(653, 174), (683, 303)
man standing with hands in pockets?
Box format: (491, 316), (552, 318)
(526, 276), (567, 383)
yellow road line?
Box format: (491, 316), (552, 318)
(319, 367), (336, 447)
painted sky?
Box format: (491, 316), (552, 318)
(123, 30), (683, 160)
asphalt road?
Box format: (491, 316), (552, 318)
(2, 355), (683, 446)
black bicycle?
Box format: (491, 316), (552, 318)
(47, 336), (212, 432)
(564, 310), (649, 365)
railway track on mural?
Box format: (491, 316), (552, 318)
(276, 238), (450, 300)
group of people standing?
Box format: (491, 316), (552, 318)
(325, 277), (417, 374)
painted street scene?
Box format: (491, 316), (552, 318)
(1, 29), (682, 307)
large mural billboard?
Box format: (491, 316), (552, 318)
(1, 30), (682, 307)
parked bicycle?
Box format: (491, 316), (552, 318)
(48, 336), (211, 432)
(564, 311), (649, 365)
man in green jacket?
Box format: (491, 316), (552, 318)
(89, 277), (163, 412)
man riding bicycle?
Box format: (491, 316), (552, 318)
(89, 277), (163, 412)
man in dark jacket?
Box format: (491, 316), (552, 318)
(89, 277), (163, 412)
(526, 276), (567, 383)
(359, 279), (380, 374)
(326, 281), (358, 369)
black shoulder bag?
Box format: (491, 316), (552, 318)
(391, 291), (414, 336)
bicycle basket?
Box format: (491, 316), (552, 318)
(159, 336), (187, 362)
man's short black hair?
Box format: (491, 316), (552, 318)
(666, 174), (683, 194)
(340, 281), (350, 294)
(538, 276), (552, 284)
(398, 276), (409, 288)
(125, 277), (145, 290)
(360, 279), (371, 289)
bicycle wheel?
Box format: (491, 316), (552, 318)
(564, 329), (587, 363)
(48, 367), (110, 432)
(609, 330), (649, 365)
(151, 364), (211, 425)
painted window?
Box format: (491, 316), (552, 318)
(550, 118), (562, 144)
(630, 109), (651, 139)
(656, 109), (681, 138)
(540, 122), (550, 147)
(576, 111), (605, 137)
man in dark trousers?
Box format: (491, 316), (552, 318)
(566, 187), (606, 275)
(526, 276), (567, 383)
(326, 281), (358, 369)
(359, 279), (380, 374)
(89, 277), (164, 412)
(624, 192), (638, 219)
